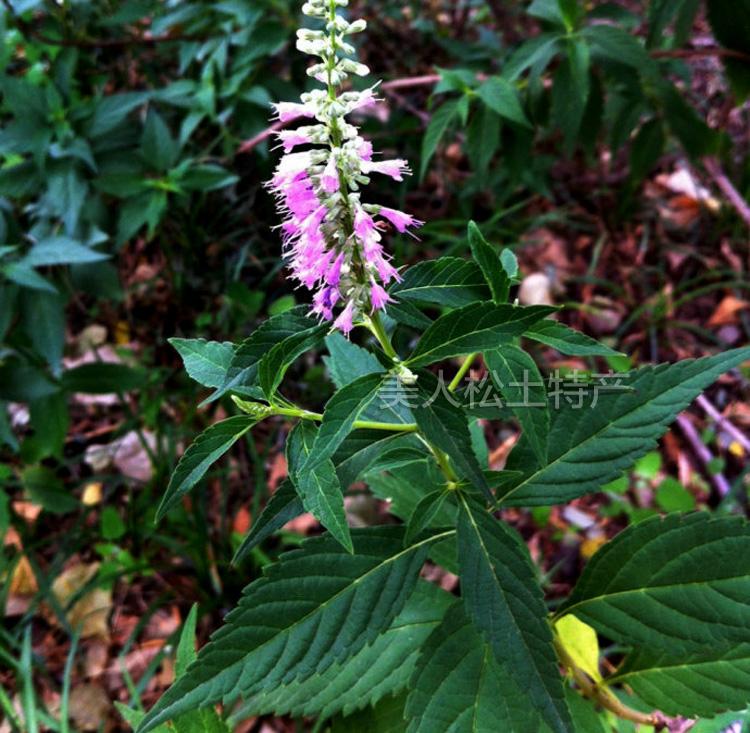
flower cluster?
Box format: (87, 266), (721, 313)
(267, 0), (422, 334)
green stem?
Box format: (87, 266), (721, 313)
(274, 406), (417, 433)
(367, 310), (399, 360)
(449, 352), (478, 392)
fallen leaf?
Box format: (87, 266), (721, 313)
(51, 562), (112, 639)
(68, 683), (110, 731)
(707, 295), (749, 327)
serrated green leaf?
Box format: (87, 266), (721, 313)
(156, 416), (256, 521)
(232, 581), (453, 722)
(22, 236), (109, 267)
(90, 92), (151, 137)
(466, 105), (501, 175)
(551, 38), (590, 150)
(288, 421), (352, 552)
(334, 431), (423, 488)
(501, 348), (750, 505)
(405, 303), (556, 368)
(526, 320), (623, 356)
(324, 332), (384, 388)
(406, 602), (545, 733)
(173, 709), (230, 733)
(304, 372), (386, 472)
(611, 643), (750, 718)
(389, 257), (491, 308)
(170, 339), (235, 389)
(412, 371), (491, 501)
(421, 100), (459, 179)
(233, 479), (303, 563)
(477, 76), (531, 128)
(258, 322), (328, 399)
(206, 307), (318, 403)
(560, 514), (750, 654)
(176, 605), (198, 679)
(332, 694), (409, 733)
(404, 490), (453, 546)
(136, 527), (446, 733)
(457, 496), (572, 733)
(584, 24), (651, 69)
(486, 345), (549, 465)
(467, 221), (510, 302)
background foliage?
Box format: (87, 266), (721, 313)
(1, 0), (749, 730)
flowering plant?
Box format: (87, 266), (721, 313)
(134, 2), (750, 731)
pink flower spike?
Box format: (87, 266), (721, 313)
(375, 256), (401, 284)
(357, 139), (373, 162)
(273, 101), (316, 124)
(276, 130), (311, 153)
(370, 282), (391, 311)
(379, 207), (423, 233)
(362, 159), (409, 181)
(326, 252), (345, 286)
(321, 155), (340, 194)
(333, 300), (356, 334)
(354, 207), (376, 239)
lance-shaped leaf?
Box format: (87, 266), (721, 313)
(406, 302), (556, 368)
(486, 345), (549, 465)
(288, 421), (352, 553)
(404, 490), (453, 546)
(609, 643), (750, 718)
(206, 307), (318, 403)
(302, 372), (386, 472)
(406, 602), (546, 733)
(156, 416), (256, 521)
(467, 221), (511, 303)
(232, 479), (303, 563)
(170, 338), (235, 389)
(457, 496), (572, 733)
(258, 322), (328, 399)
(525, 320), (622, 357)
(390, 257), (491, 308)
(501, 348), (750, 505)
(324, 332), (384, 388)
(334, 431), (423, 488)
(231, 581), (453, 722)
(559, 513), (750, 653)
(412, 371), (491, 501)
(136, 527), (446, 733)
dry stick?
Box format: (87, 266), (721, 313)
(703, 156), (750, 229)
(676, 413), (733, 497)
(652, 47), (750, 63)
(696, 393), (750, 454)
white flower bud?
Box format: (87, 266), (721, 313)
(345, 19), (367, 34)
(339, 59), (369, 76)
(306, 62), (328, 78)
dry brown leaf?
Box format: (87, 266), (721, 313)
(68, 683), (110, 731)
(51, 562), (112, 640)
(707, 295), (749, 327)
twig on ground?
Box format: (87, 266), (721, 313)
(703, 156), (750, 230)
(676, 413), (732, 497)
(696, 394), (750, 454)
